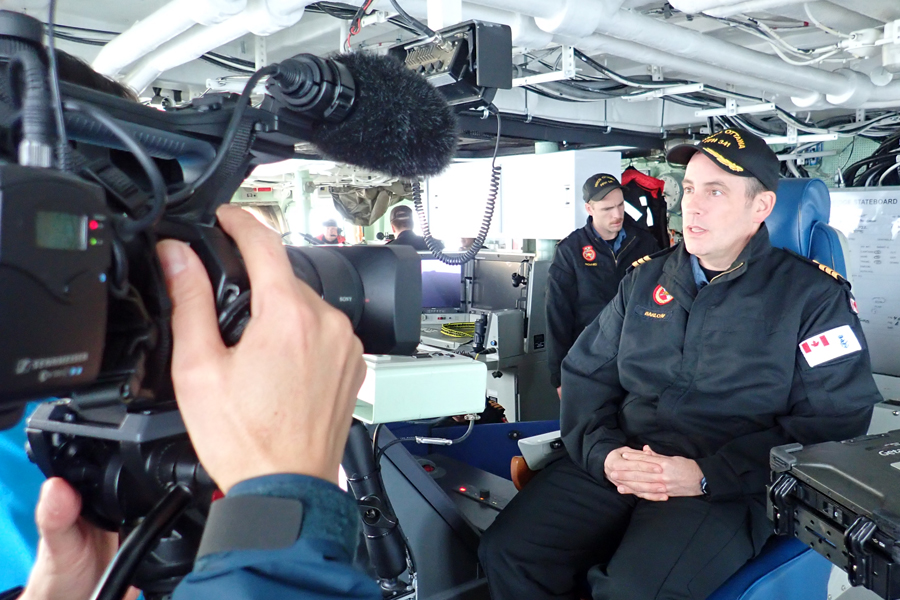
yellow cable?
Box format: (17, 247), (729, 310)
(440, 322), (475, 338)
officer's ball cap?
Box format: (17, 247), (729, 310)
(322, 218), (338, 227)
(666, 128), (779, 192)
(582, 173), (623, 203)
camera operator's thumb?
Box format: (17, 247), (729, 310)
(21, 478), (135, 600)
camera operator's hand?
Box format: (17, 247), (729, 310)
(19, 478), (138, 600)
(156, 205), (366, 493)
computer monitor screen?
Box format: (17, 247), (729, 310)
(421, 259), (462, 311)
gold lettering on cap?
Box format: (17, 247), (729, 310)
(703, 148), (744, 173)
(703, 129), (746, 149)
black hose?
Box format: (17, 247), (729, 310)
(167, 64), (278, 206)
(47, 0), (69, 171)
(63, 100), (168, 238)
(90, 486), (193, 600)
(8, 47), (53, 165)
(388, 0), (435, 38)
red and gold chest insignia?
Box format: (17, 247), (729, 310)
(582, 245), (596, 261)
(653, 285), (674, 305)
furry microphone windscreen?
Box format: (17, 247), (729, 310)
(308, 52), (458, 179)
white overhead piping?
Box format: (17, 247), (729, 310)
(668, 0), (808, 17)
(121, 0), (312, 94)
(571, 33), (816, 100)
(92, 0), (247, 77)
(706, 0), (816, 18)
(763, 2), (884, 34)
(826, 0), (900, 24)
(466, 0), (895, 106)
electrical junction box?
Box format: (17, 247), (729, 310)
(353, 349), (487, 424)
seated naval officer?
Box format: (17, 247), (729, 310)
(479, 128), (882, 600)
(546, 173), (659, 399)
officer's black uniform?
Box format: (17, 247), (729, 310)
(480, 224), (882, 600)
(546, 217), (659, 387)
(387, 229), (435, 251)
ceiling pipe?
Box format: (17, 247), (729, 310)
(703, 0), (811, 18)
(826, 0), (900, 24)
(121, 0), (311, 94)
(665, 0), (760, 13)
(92, 0), (247, 77)
(571, 33), (817, 100)
(763, 2), (884, 34)
(467, 0), (892, 106)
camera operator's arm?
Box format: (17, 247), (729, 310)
(161, 206), (378, 599)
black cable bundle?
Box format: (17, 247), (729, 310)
(842, 132), (900, 187)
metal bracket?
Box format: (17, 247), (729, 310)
(768, 474), (798, 536)
(254, 36), (267, 70)
(845, 516), (877, 588)
(787, 125), (799, 145)
(623, 83), (705, 102)
(777, 150), (836, 162)
(649, 65), (664, 82)
(762, 131), (839, 145)
(856, 108), (867, 123)
(512, 46), (577, 87)
(694, 102), (775, 118)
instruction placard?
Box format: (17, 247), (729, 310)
(830, 188), (900, 377)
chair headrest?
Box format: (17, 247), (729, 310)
(766, 179), (831, 256)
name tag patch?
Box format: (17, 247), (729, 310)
(799, 325), (861, 367)
(635, 305), (670, 321)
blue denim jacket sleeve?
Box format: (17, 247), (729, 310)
(172, 474), (380, 600)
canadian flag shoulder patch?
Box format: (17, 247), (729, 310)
(799, 325), (861, 368)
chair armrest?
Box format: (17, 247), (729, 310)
(511, 456), (538, 491)
(518, 429), (565, 470)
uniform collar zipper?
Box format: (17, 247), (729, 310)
(709, 262), (745, 284)
(613, 237), (635, 266)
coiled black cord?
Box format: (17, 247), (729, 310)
(413, 107), (501, 266)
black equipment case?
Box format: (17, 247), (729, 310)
(768, 431), (900, 599)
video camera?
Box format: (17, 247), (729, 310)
(0, 9), (458, 597)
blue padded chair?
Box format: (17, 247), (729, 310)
(766, 178), (848, 278)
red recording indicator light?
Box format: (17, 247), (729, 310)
(459, 487), (467, 492)
(89, 220), (100, 231)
